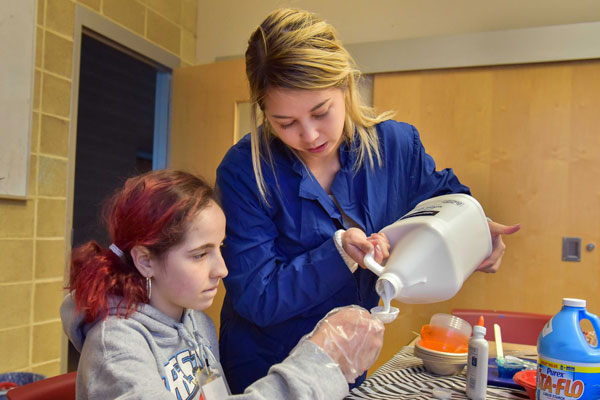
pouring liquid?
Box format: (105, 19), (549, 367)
(381, 280), (393, 313)
(370, 280), (398, 323)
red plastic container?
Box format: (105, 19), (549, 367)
(513, 369), (536, 399)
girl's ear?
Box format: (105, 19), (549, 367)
(130, 245), (153, 278)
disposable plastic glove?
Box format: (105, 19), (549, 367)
(302, 305), (385, 383)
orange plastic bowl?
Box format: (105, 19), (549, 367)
(420, 324), (469, 353)
(513, 369), (536, 400)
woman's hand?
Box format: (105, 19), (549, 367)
(308, 306), (385, 383)
(341, 228), (390, 269)
(476, 220), (521, 273)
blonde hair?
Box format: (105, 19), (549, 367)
(245, 8), (394, 201)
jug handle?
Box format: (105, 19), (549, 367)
(580, 310), (600, 348)
(363, 252), (385, 276)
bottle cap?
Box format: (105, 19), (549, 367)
(563, 298), (586, 308)
(477, 315), (485, 326)
(473, 325), (486, 335)
(432, 387), (452, 399)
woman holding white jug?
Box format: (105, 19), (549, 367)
(215, 8), (521, 393)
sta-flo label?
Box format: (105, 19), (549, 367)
(537, 356), (600, 399)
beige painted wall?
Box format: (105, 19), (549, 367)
(196, 0), (600, 64)
(0, 0), (197, 377)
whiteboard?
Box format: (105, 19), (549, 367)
(0, 0), (36, 199)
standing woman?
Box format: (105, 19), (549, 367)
(216, 8), (520, 393)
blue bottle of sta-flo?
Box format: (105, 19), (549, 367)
(537, 298), (600, 400)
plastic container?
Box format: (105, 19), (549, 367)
(420, 314), (472, 353)
(420, 325), (469, 353)
(430, 313), (473, 337)
(363, 193), (492, 304)
(513, 369), (536, 400)
(496, 358), (525, 378)
(370, 305), (399, 323)
(537, 298), (600, 400)
(466, 319), (488, 400)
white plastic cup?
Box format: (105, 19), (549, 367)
(430, 313), (472, 338)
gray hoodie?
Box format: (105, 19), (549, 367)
(61, 294), (348, 399)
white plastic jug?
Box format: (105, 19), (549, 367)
(364, 193), (492, 304)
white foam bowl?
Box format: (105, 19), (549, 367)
(421, 359), (466, 376)
(415, 341), (468, 359)
(414, 341), (467, 376)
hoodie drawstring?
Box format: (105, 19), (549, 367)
(177, 312), (219, 371)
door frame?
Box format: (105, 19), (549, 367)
(62, 4), (180, 372)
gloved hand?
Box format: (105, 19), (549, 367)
(305, 305), (385, 383)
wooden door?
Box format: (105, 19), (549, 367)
(171, 57), (249, 328)
(171, 58), (600, 377)
(371, 60), (600, 372)
(171, 58), (249, 184)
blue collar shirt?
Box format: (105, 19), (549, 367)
(215, 120), (470, 393)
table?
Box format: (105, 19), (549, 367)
(346, 340), (535, 400)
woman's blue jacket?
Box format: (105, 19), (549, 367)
(216, 120), (470, 393)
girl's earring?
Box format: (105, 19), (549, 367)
(146, 277), (152, 300)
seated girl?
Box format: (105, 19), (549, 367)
(61, 169), (384, 399)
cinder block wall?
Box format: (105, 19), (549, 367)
(0, 0), (197, 377)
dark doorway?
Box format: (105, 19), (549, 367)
(68, 32), (160, 371)
(72, 33), (157, 248)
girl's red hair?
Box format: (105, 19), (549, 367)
(68, 170), (215, 322)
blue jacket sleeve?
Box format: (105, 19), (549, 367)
(216, 158), (355, 328)
(398, 123), (470, 208)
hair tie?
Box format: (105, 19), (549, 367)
(109, 243), (124, 258)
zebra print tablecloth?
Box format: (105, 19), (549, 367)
(346, 347), (530, 399)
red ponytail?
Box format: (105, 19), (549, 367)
(67, 170), (215, 322)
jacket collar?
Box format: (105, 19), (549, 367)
(282, 137), (363, 228)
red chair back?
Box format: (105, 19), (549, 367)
(452, 309), (552, 345)
(6, 371), (76, 400)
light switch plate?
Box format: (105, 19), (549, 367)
(562, 237), (581, 262)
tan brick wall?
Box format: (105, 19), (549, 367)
(0, 0), (197, 377)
